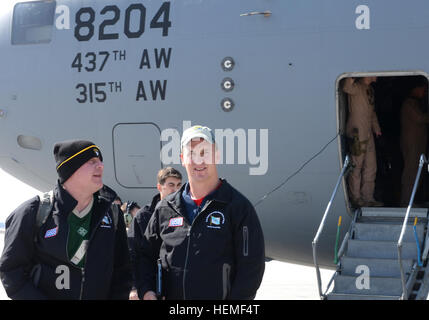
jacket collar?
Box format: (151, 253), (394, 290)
(53, 181), (78, 216)
(167, 178), (231, 212)
(53, 180), (117, 216)
(149, 193), (161, 212)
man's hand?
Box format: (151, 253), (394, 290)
(143, 290), (158, 300)
(129, 289), (139, 300)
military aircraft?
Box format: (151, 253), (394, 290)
(0, 0), (428, 271)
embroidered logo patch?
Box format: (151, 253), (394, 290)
(168, 217), (184, 227)
(211, 216), (221, 225)
(101, 214), (112, 228)
(206, 211), (225, 229)
(44, 227), (58, 238)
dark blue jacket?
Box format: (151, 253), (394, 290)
(128, 193), (161, 287)
(135, 179), (265, 300)
(0, 181), (132, 300)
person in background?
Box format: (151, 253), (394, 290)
(400, 78), (429, 206)
(128, 167), (182, 300)
(113, 196), (122, 206)
(343, 77), (383, 207)
(122, 201), (141, 230)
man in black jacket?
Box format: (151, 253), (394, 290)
(136, 126), (265, 300)
(128, 167), (182, 299)
(0, 140), (132, 299)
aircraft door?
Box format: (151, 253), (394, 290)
(113, 123), (162, 188)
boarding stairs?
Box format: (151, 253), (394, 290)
(313, 154), (429, 300)
(326, 207), (429, 300)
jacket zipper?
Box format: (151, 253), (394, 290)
(167, 203), (193, 300)
(65, 226), (86, 299)
(65, 203), (106, 300)
(79, 208), (105, 299)
(182, 228), (191, 300)
(177, 200), (213, 300)
(79, 268), (85, 299)
(243, 226), (249, 257)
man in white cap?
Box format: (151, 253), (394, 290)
(135, 125), (265, 300)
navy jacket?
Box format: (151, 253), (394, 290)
(128, 193), (161, 287)
(135, 179), (265, 300)
(0, 181), (132, 300)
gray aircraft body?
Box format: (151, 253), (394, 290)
(0, 0), (427, 268)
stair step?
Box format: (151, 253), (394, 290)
(326, 293), (400, 300)
(347, 240), (418, 259)
(353, 223), (424, 243)
(333, 275), (402, 296)
(340, 256), (413, 277)
(361, 207), (428, 219)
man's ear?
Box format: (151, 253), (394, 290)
(215, 149), (221, 165)
(180, 152), (185, 167)
(157, 183), (162, 193)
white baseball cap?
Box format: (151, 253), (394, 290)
(181, 125), (215, 150)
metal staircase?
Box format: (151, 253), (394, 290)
(326, 207), (428, 300)
(313, 154), (429, 300)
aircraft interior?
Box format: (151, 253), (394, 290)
(338, 74), (429, 208)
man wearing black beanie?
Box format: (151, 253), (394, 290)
(0, 139), (132, 299)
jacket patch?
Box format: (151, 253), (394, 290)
(168, 217), (183, 227)
(206, 211), (225, 229)
(101, 214), (112, 228)
(44, 227), (58, 238)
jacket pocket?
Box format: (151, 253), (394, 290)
(30, 264), (42, 288)
(222, 263), (231, 300)
(243, 226), (249, 257)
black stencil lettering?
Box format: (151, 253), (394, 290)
(150, 2), (171, 37)
(154, 48), (172, 68)
(136, 81), (148, 101)
(124, 4), (146, 38)
(139, 49), (151, 69)
(75, 7), (95, 41)
(99, 5), (120, 40)
(150, 80), (167, 100)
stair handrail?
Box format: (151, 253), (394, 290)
(312, 154), (351, 299)
(397, 153), (428, 300)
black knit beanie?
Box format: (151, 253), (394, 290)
(53, 140), (103, 183)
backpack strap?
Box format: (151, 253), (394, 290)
(34, 190), (54, 243)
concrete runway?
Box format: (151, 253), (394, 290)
(255, 260), (331, 300)
(0, 232), (332, 300)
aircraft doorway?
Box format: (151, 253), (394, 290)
(337, 73), (429, 208)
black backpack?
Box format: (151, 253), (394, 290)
(33, 191), (54, 243)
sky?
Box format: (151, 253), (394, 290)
(0, 168), (42, 228)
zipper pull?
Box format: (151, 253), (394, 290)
(79, 268), (86, 300)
